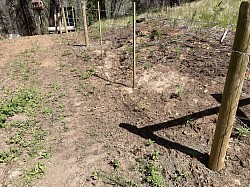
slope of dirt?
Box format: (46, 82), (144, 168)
(0, 19), (250, 187)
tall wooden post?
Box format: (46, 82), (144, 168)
(98, 1), (103, 58)
(209, 1), (250, 171)
(62, 6), (68, 33)
(65, 5), (70, 32)
(59, 12), (63, 34)
(54, 13), (57, 33)
(81, 1), (89, 47)
(72, 6), (76, 31)
(133, 2), (136, 88)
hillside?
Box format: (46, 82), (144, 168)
(0, 2), (250, 187)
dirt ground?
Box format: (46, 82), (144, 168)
(0, 19), (250, 187)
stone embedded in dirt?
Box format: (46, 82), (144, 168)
(6, 114), (28, 123)
(234, 179), (241, 186)
(8, 170), (22, 179)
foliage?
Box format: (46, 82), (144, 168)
(109, 159), (121, 169)
(81, 64), (97, 80)
(5, 0), (36, 35)
(20, 162), (45, 185)
(235, 126), (250, 138)
(0, 88), (40, 126)
(91, 170), (137, 187)
(87, 0), (98, 25)
(0, 148), (23, 163)
(136, 151), (166, 187)
(173, 170), (189, 181)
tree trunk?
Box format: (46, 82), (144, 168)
(19, 0), (36, 35)
(110, 0), (117, 17)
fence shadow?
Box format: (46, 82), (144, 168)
(119, 95), (250, 166)
(94, 74), (129, 87)
(211, 94), (250, 126)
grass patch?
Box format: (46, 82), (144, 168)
(91, 170), (137, 187)
(6, 59), (37, 81)
(92, 0), (241, 30)
(15, 162), (46, 186)
(0, 88), (40, 126)
(147, 0), (240, 27)
(0, 87), (52, 185)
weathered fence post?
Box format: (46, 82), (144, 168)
(133, 2), (136, 88)
(72, 6), (76, 31)
(59, 13), (63, 34)
(81, 1), (89, 47)
(54, 13), (57, 33)
(65, 5), (70, 32)
(62, 6), (68, 34)
(208, 1), (250, 171)
(98, 1), (103, 58)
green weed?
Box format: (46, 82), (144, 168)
(150, 150), (160, 161)
(125, 45), (133, 55)
(156, 29), (162, 38)
(21, 162), (45, 185)
(0, 148), (23, 163)
(110, 159), (121, 169)
(175, 45), (182, 57)
(235, 126), (250, 138)
(137, 101), (147, 112)
(42, 107), (53, 117)
(145, 163), (165, 187)
(81, 50), (91, 61)
(143, 61), (151, 70)
(136, 155), (165, 187)
(185, 115), (194, 125)
(62, 49), (72, 56)
(81, 64), (97, 80)
(173, 170), (189, 181)
(145, 139), (155, 146)
(50, 82), (61, 90)
(177, 82), (184, 98)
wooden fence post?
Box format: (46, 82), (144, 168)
(133, 2), (136, 88)
(81, 1), (89, 47)
(59, 13), (63, 34)
(208, 1), (250, 171)
(62, 6), (68, 34)
(98, 1), (103, 58)
(72, 6), (76, 31)
(66, 5), (70, 32)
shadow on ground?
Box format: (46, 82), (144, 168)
(120, 94), (250, 166)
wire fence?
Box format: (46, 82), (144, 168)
(76, 7), (237, 43)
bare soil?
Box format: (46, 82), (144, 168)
(0, 19), (250, 187)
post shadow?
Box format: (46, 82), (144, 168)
(94, 74), (129, 87)
(212, 94), (250, 126)
(119, 95), (250, 166)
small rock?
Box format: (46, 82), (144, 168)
(123, 87), (133, 94)
(182, 131), (188, 135)
(9, 170), (22, 179)
(193, 99), (198, 103)
(234, 179), (241, 186)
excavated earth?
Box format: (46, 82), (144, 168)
(0, 19), (250, 186)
